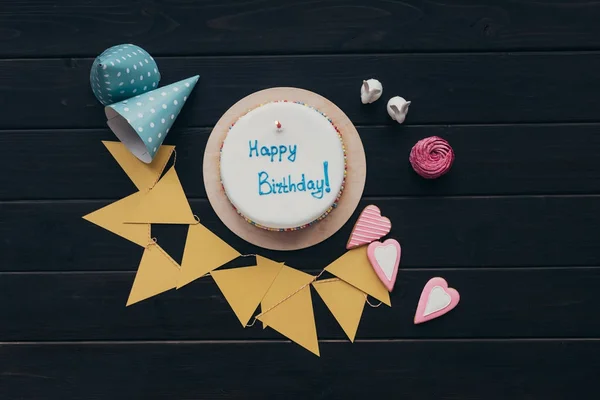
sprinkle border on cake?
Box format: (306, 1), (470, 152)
(219, 100), (348, 232)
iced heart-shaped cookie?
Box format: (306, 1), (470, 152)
(367, 239), (401, 292)
(414, 277), (460, 324)
(346, 205), (391, 249)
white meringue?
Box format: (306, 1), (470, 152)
(360, 79), (383, 104)
(387, 96), (411, 124)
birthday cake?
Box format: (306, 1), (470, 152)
(220, 101), (346, 231)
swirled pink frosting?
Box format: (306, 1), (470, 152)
(409, 136), (454, 179)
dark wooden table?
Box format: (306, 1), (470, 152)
(2, 1), (600, 398)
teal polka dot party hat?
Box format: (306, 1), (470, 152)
(90, 44), (161, 106)
(105, 75), (199, 163)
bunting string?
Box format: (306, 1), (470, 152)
(366, 298), (383, 308)
(83, 141), (392, 356)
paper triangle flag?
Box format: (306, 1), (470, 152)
(91, 44), (160, 106)
(211, 256), (284, 326)
(105, 75), (199, 163)
(125, 166), (195, 224)
(312, 278), (366, 342)
(103, 141), (174, 191)
(325, 247), (391, 306)
(127, 243), (180, 306)
(82, 192), (149, 246)
(177, 223), (241, 288)
(257, 266), (319, 356)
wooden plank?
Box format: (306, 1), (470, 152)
(2, 53), (600, 129)
(1, 267), (600, 341)
(0, 340), (597, 399)
(3, 124), (600, 200)
(2, 196), (600, 272)
(2, 0), (600, 57)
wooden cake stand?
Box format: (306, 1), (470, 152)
(203, 87), (366, 251)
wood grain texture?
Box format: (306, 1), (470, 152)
(2, 196), (600, 272)
(3, 124), (600, 200)
(2, 1), (598, 396)
(2, 52), (600, 129)
(1, 267), (599, 341)
(1, 340), (598, 399)
(2, 0), (600, 57)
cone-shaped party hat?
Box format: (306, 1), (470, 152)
(90, 44), (160, 106)
(105, 75), (199, 163)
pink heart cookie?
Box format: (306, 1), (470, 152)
(346, 205), (392, 249)
(367, 239), (401, 292)
(414, 277), (460, 324)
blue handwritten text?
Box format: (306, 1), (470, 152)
(248, 140), (297, 162)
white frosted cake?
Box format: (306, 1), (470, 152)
(220, 101), (346, 231)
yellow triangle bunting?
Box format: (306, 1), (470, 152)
(177, 223), (241, 289)
(211, 256), (283, 326)
(324, 247), (391, 306)
(103, 141), (174, 191)
(258, 266), (319, 356)
(82, 192), (149, 247)
(127, 244), (180, 306)
(125, 166), (195, 224)
(312, 278), (366, 342)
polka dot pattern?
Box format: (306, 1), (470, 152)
(90, 44), (161, 106)
(107, 75), (199, 159)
